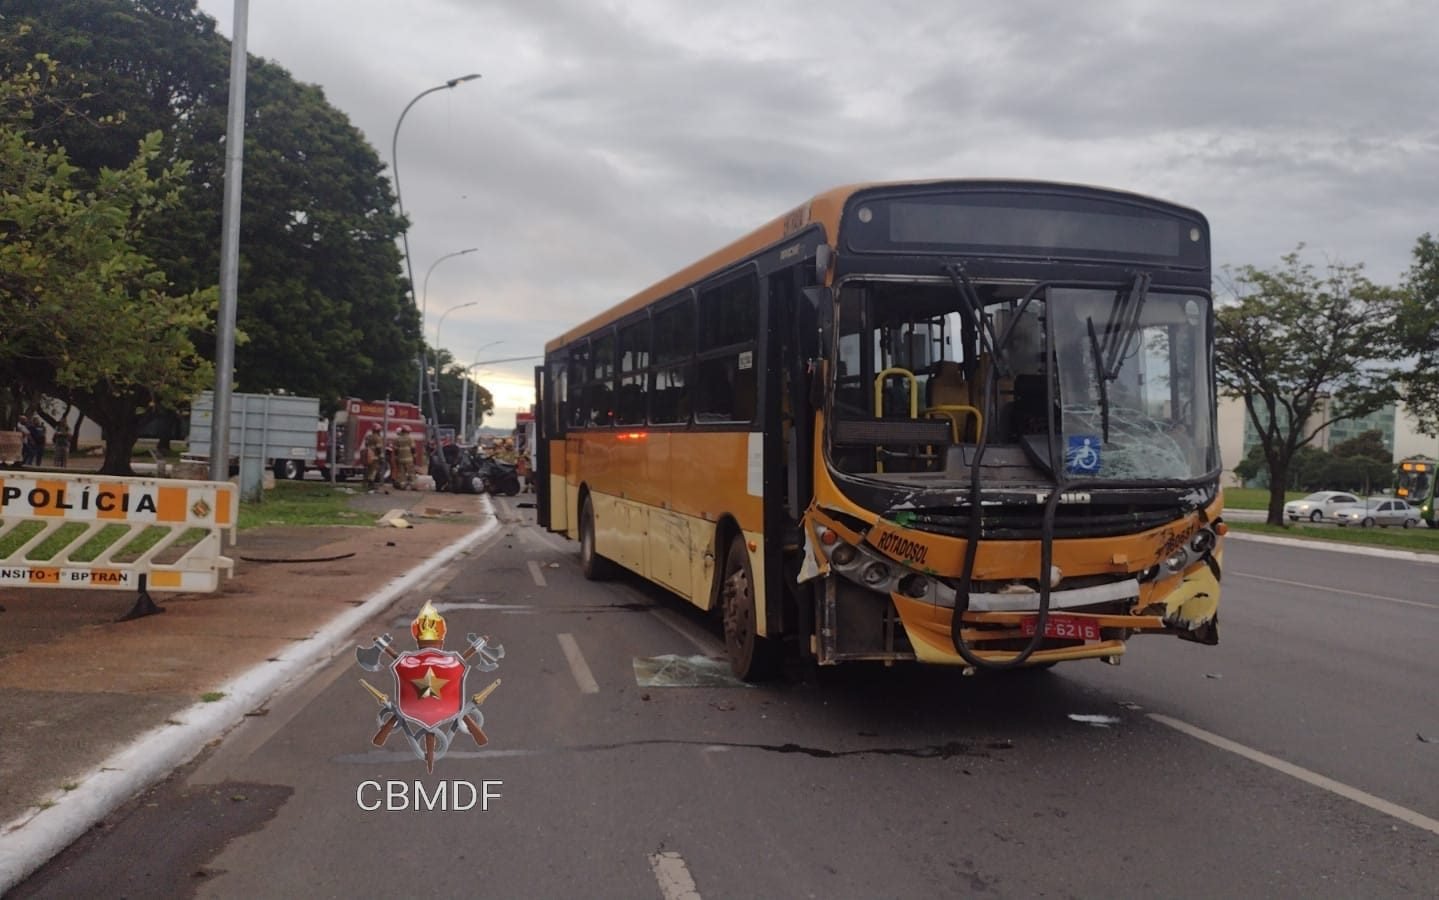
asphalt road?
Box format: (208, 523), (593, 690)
(16, 502), (1439, 898)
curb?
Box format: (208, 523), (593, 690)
(1224, 529), (1439, 565)
(0, 496), (500, 894)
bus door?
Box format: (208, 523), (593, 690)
(544, 356), (572, 533)
(762, 263), (818, 640)
(535, 364), (551, 529)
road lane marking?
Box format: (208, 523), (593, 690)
(649, 851), (702, 900)
(1150, 714), (1439, 837)
(649, 608), (725, 656)
(527, 559), (548, 587)
(1229, 571), (1439, 610)
(518, 526), (560, 552)
(557, 633), (600, 694)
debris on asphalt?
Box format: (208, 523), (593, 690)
(1068, 714), (1122, 727)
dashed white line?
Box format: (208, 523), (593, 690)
(649, 608), (724, 656)
(1229, 571), (1439, 610)
(1151, 714), (1439, 837)
(527, 559), (548, 587)
(649, 851), (702, 900)
(557, 633), (600, 694)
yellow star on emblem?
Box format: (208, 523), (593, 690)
(409, 666), (449, 700)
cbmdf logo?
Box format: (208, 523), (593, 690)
(355, 602), (504, 772)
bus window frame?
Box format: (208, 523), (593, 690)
(694, 267), (762, 427)
(648, 291), (697, 427)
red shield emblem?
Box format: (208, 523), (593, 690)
(391, 649), (467, 729)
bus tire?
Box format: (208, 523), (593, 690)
(579, 495), (616, 581)
(720, 535), (780, 682)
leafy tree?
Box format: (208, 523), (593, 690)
(1397, 234), (1439, 434)
(1330, 429), (1389, 462)
(1215, 248), (1401, 524)
(0, 56), (215, 473)
(1, 1), (419, 420)
(1232, 443), (1267, 485)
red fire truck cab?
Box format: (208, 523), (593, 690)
(274, 398), (428, 483)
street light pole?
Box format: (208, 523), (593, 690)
(210, 0), (249, 485)
(430, 301), (478, 430)
(418, 247), (479, 406)
(390, 73), (480, 441)
(460, 340), (504, 441)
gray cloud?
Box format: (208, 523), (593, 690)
(196, 0), (1438, 423)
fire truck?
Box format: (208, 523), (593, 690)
(274, 398), (428, 483)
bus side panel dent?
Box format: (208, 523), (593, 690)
(646, 506), (695, 598)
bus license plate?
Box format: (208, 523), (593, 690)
(1019, 614), (1101, 641)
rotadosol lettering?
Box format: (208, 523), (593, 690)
(0, 485), (157, 514)
(876, 530), (928, 565)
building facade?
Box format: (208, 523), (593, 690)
(1217, 395), (1439, 486)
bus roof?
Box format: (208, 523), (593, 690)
(544, 179), (1202, 352)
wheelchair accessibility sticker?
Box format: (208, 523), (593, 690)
(1065, 436), (1102, 475)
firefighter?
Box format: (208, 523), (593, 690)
(395, 426), (416, 490)
(363, 424), (385, 490)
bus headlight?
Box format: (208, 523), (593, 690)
(897, 573), (929, 598)
(831, 544), (858, 566)
(1164, 552), (1188, 572)
(861, 562), (890, 586)
(1189, 529), (1216, 555)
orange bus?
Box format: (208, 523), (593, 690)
(537, 180), (1224, 679)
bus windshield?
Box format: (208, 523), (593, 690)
(830, 278), (1216, 484)
(1052, 288), (1214, 480)
(1397, 465), (1432, 501)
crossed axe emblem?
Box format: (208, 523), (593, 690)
(356, 632), (505, 772)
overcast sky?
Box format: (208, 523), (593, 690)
(195, 0), (1438, 428)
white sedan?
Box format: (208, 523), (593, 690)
(1332, 499), (1421, 528)
(1283, 491), (1360, 522)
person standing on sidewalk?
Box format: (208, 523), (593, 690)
(53, 419), (70, 467)
(26, 416), (45, 467)
(395, 426), (416, 490)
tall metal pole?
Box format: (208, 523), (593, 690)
(459, 340), (503, 442)
(391, 74), (480, 444)
(430, 301), (477, 429)
(419, 247), (478, 406)
(210, 0), (249, 484)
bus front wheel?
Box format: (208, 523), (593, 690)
(721, 535), (779, 681)
(579, 496), (615, 580)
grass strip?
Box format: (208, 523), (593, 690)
(237, 480), (367, 530)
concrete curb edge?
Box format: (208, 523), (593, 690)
(1225, 529), (1439, 564)
(0, 497), (500, 893)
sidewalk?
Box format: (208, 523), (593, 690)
(0, 483), (500, 891)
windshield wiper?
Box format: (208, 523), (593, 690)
(1085, 272), (1151, 443)
(1098, 272), (1151, 379)
(943, 262), (1010, 380)
(1085, 316), (1112, 442)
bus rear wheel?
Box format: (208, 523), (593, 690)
(579, 495), (615, 581)
(720, 535), (779, 681)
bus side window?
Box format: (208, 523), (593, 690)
(651, 297), (694, 425)
(589, 332), (616, 426)
(567, 343), (589, 429)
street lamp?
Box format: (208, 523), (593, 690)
(460, 341), (504, 441)
(431, 301), (478, 429)
(433, 301), (479, 350)
(390, 73), (481, 438)
(417, 247), (478, 406)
